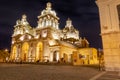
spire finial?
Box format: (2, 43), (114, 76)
(46, 2), (52, 10)
(67, 18), (71, 21)
(21, 14), (29, 25)
(66, 18), (72, 27)
(22, 14), (27, 19)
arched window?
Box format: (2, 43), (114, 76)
(21, 42), (29, 61)
(36, 42), (43, 62)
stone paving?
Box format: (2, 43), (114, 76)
(0, 63), (119, 80)
(96, 71), (120, 80)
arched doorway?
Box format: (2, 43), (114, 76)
(63, 53), (68, 62)
(21, 42), (29, 61)
(36, 42), (43, 62)
(53, 51), (59, 61)
(53, 51), (57, 61)
(11, 46), (17, 60)
(28, 43), (34, 62)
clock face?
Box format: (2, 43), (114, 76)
(42, 30), (47, 37)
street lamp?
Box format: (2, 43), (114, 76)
(4, 49), (9, 62)
(5, 49), (8, 52)
(98, 48), (101, 71)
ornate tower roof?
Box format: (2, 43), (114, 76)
(46, 2), (52, 10)
(15, 14), (29, 26)
(62, 18), (79, 40)
(37, 2), (59, 29)
(21, 14), (29, 25)
(40, 2), (57, 16)
(13, 14), (34, 36)
(63, 18), (78, 33)
(66, 18), (73, 28)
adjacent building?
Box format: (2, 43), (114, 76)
(96, 0), (120, 71)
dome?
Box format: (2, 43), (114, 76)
(62, 18), (79, 40)
(63, 18), (79, 34)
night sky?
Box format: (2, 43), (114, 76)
(0, 0), (102, 50)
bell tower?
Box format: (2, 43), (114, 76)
(96, 0), (120, 71)
(37, 2), (59, 29)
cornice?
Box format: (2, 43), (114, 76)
(100, 31), (120, 35)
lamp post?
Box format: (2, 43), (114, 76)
(5, 49), (9, 62)
(98, 48), (101, 71)
(5, 49), (8, 52)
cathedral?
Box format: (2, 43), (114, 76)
(10, 2), (98, 64)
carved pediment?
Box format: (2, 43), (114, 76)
(19, 33), (33, 41)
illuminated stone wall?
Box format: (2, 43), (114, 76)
(96, 0), (120, 71)
(72, 48), (98, 65)
(59, 42), (77, 62)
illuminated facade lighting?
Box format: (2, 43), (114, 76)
(10, 2), (98, 65)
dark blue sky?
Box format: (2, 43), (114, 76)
(0, 0), (102, 50)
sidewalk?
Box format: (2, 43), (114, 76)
(90, 71), (120, 80)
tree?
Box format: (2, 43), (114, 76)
(0, 49), (10, 62)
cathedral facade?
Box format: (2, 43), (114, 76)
(96, 0), (120, 71)
(10, 2), (98, 64)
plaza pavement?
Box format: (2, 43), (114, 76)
(0, 63), (119, 80)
